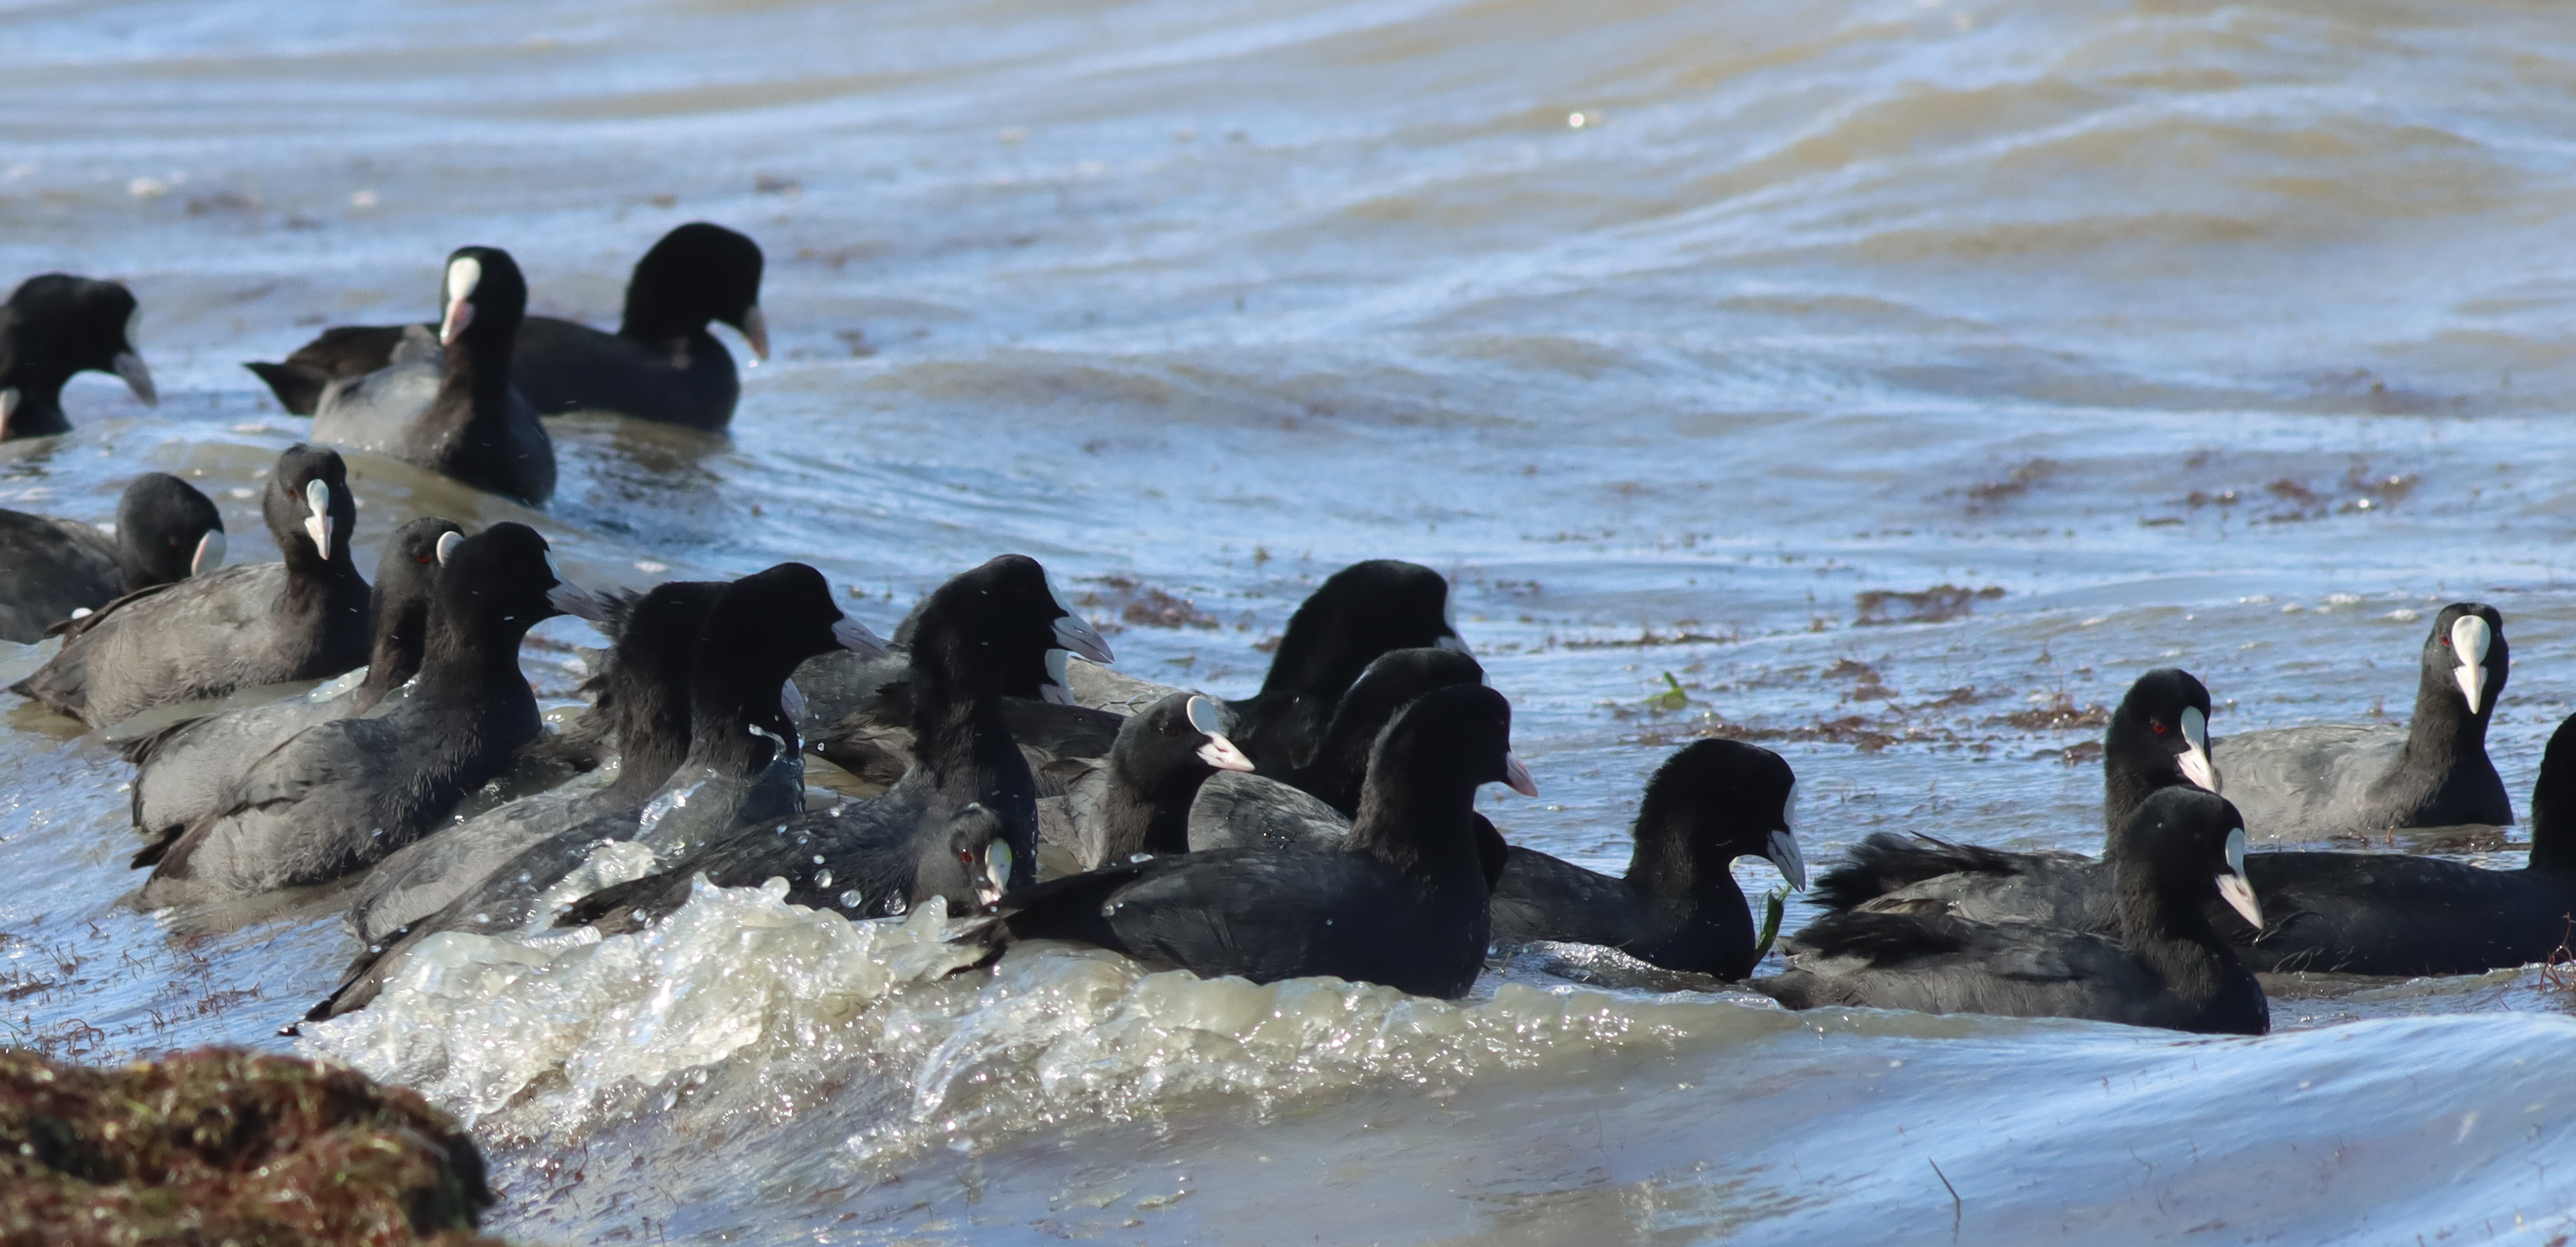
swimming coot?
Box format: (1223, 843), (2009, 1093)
(1806, 667), (2219, 927)
(2218, 603), (2510, 842)
(249, 223), (766, 431)
(308, 568), (886, 1020)
(0, 273), (156, 440)
(309, 247), (556, 505)
(555, 553), (1087, 929)
(133, 523), (606, 907)
(2213, 708), (2576, 975)
(10, 445), (372, 728)
(1186, 645), (1487, 853)
(1491, 738), (1807, 980)
(958, 683), (1530, 999)
(1049, 692), (1256, 866)
(125, 516), (464, 843)
(1756, 787), (2269, 1036)
(0, 472), (223, 643)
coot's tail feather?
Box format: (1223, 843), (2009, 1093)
(1811, 832), (2021, 912)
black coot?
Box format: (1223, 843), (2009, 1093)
(2218, 603), (2511, 841)
(557, 554), (1091, 930)
(1806, 668), (2219, 927)
(960, 684), (1527, 1000)
(249, 224), (767, 431)
(133, 523), (606, 907)
(0, 472), (223, 643)
(1187, 645), (1487, 853)
(336, 578), (730, 950)
(0, 273), (156, 440)
(1215, 560), (1468, 773)
(1051, 692), (1256, 866)
(2212, 709), (2576, 975)
(308, 570), (887, 1021)
(1755, 788), (2270, 1036)
(794, 567), (1119, 783)
(308, 247), (556, 505)
(126, 516), (464, 843)
(10, 445), (372, 728)
(1491, 739), (1807, 979)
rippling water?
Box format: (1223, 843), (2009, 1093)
(9, 0), (2576, 1240)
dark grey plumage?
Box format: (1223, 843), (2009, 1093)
(2218, 603), (2510, 842)
(2210, 708), (2576, 975)
(309, 247), (555, 505)
(0, 472), (223, 643)
(1756, 788), (2269, 1036)
(126, 516), (463, 843)
(957, 684), (1525, 1000)
(0, 273), (157, 440)
(250, 223), (766, 431)
(1490, 738), (1805, 980)
(132, 523), (600, 908)
(557, 554), (1088, 931)
(1806, 667), (2220, 928)
(9, 445), (370, 728)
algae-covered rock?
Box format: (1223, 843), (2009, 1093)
(0, 1046), (503, 1245)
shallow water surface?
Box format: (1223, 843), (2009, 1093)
(7, 0), (2576, 1241)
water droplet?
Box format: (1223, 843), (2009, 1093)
(815, 869), (833, 888)
(840, 889), (864, 909)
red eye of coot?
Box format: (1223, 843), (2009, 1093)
(957, 849), (974, 864)
(2440, 636), (2452, 648)
(416, 554), (434, 563)
(2151, 720), (2167, 734)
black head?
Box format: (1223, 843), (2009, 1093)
(112, 472), (224, 591)
(2104, 668), (2218, 833)
(2422, 603), (2506, 725)
(370, 515), (465, 623)
(364, 516), (465, 682)
(2110, 787), (2260, 929)
(1260, 559), (1463, 702)
(2529, 712), (2576, 875)
(625, 223), (766, 356)
(0, 275), (155, 436)
(426, 521), (600, 653)
(1301, 646), (1487, 811)
(907, 803), (1017, 917)
(1628, 738), (1806, 899)
(691, 562), (886, 737)
(434, 246), (529, 351)
(909, 554), (1115, 700)
(1113, 692), (1255, 795)
(594, 580), (728, 793)
(1349, 684), (1536, 871)
(262, 444), (359, 568)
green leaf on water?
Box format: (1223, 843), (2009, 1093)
(1644, 670), (1690, 712)
(1751, 887), (1788, 964)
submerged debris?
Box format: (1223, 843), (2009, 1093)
(0, 1047), (499, 1245)
(1853, 584), (2005, 626)
(1078, 575), (1226, 630)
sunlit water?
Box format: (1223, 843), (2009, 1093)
(7, 0), (2576, 1241)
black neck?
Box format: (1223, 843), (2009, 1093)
(410, 608), (542, 738)
(428, 325), (520, 446)
(1102, 758), (1210, 857)
(0, 356), (72, 438)
(354, 595), (430, 708)
(1347, 773), (1483, 881)
(602, 676), (695, 805)
(2112, 858), (2234, 993)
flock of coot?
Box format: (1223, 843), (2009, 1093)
(0, 225), (2566, 1047)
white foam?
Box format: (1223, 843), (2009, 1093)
(301, 878), (1732, 1164)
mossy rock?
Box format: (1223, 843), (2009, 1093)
(0, 1046), (504, 1245)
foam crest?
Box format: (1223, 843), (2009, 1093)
(302, 879), (1741, 1165)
